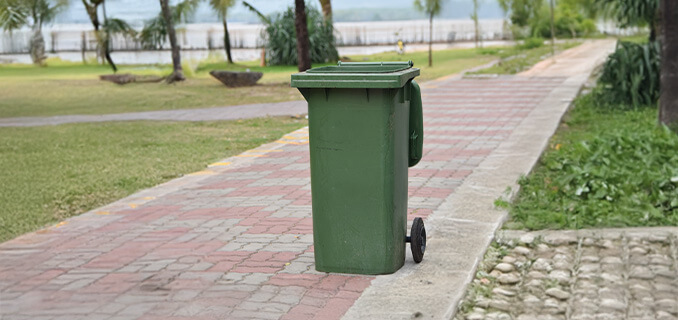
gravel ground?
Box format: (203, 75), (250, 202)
(453, 228), (678, 320)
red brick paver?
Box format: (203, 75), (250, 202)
(0, 75), (565, 319)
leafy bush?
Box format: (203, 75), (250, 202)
(501, 0), (598, 39)
(262, 6), (338, 66)
(598, 40), (660, 107)
(595, 0), (659, 41)
(517, 37), (544, 50)
(476, 47), (502, 55)
(530, 5), (597, 38)
(508, 94), (678, 230)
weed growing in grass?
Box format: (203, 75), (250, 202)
(506, 93), (678, 230)
(494, 186), (514, 209)
(494, 198), (511, 209)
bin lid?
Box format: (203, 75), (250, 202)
(291, 61), (420, 89)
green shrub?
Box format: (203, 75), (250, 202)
(517, 37), (544, 50)
(598, 40), (660, 107)
(476, 47), (502, 55)
(579, 19), (597, 35)
(263, 6), (338, 66)
(528, 3), (598, 38)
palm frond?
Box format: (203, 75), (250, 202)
(0, 0), (29, 31)
(208, 0), (236, 19)
(594, 0), (659, 27)
(242, 1), (270, 25)
(139, 14), (166, 49)
(413, 0), (443, 16)
(103, 17), (136, 37)
(173, 0), (200, 23)
(139, 0), (199, 50)
(33, 0), (68, 25)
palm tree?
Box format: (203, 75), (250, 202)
(0, 0), (68, 65)
(208, 0), (237, 64)
(140, 0), (198, 82)
(294, 0), (311, 71)
(660, 0), (678, 127)
(81, 0), (135, 72)
(414, 0), (444, 67)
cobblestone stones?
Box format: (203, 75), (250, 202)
(454, 228), (678, 320)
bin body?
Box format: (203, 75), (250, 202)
(291, 62), (421, 274)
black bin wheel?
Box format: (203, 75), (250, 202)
(410, 217), (426, 263)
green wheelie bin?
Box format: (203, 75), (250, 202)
(291, 61), (426, 275)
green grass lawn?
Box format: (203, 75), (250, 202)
(0, 47), (498, 118)
(0, 59), (305, 118)
(198, 47), (498, 83)
(0, 117), (306, 242)
(348, 48), (498, 81)
(504, 92), (678, 230)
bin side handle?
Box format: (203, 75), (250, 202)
(409, 80), (423, 167)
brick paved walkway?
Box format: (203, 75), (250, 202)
(0, 75), (567, 320)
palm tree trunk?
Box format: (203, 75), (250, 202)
(29, 25), (47, 66)
(474, 18), (479, 48)
(473, 0), (479, 48)
(660, 0), (678, 127)
(222, 17), (233, 64)
(82, 0), (117, 72)
(101, 0), (117, 72)
(319, 0), (332, 21)
(428, 12), (433, 67)
(549, 0), (555, 56)
(103, 41), (117, 72)
(295, 0), (311, 71)
(159, 0), (185, 82)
